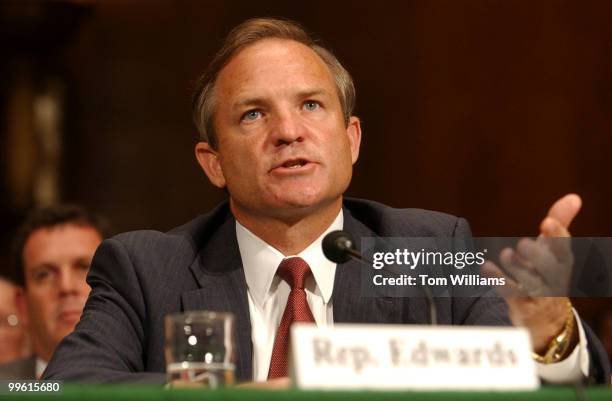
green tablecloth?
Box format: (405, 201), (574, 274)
(1, 385), (611, 401)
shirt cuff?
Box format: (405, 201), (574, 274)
(535, 308), (589, 384)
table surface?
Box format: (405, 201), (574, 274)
(1, 385), (611, 401)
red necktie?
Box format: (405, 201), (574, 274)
(267, 257), (316, 379)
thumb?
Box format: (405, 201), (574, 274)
(545, 193), (582, 230)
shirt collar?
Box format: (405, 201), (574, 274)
(236, 210), (343, 308)
(36, 357), (47, 379)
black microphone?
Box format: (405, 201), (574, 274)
(322, 230), (361, 264)
(322, 230), (438, 325)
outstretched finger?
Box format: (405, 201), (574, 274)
(481, 260), (522, 298)
(545, 193), (582, 231)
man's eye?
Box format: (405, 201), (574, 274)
(242, 110), (262, 121)
(304, 101), (319, 111)
(75, 260), (91, 271)
(34, 270), (51, 282)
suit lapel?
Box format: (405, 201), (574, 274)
(27, 357), (37, 379)
(333, 206), (403, 324)
(181, 214), (253, 382)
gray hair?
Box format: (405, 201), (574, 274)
(192, 17), (356, 149)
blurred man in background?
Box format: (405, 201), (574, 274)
(0, 276), (29, 365)
(0, 205), (109, 379)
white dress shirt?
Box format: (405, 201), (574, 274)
(236, 211), (342, 381)
(36, 357), (47, 379)
(236, 211), (589, 383)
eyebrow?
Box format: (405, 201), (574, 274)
(28, 263), (56, 276)
(232, 88), (329, 109)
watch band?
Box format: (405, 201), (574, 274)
(531, 299), (575, 364)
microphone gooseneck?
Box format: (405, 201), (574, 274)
(322, 230), (438, 325)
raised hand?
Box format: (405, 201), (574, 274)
(482, 194), (581, 355)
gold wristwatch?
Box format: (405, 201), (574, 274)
(531, 299), (575, 364)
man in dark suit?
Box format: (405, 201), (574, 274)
(44, 18), (610, 385)
(0, 205), (107, 379)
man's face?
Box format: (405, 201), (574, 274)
(19, 224), (101, 361)
(0, 278), (27, 364)
(196, 39), (361, 220)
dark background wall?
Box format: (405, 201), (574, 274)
(1, 1), (611, 322)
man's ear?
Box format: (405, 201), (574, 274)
(15, 286), (28, 328)
(346, 116), (362, 164)
(195, 142), (226, 188)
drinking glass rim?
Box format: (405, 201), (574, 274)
(165, 311), (235, 324)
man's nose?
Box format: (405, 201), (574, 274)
(270, 111), (304, 146)
(58, 270), (82, 295)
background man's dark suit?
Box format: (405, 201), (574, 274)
(0, 357), (36, 379)
(43, 199), (611, 383)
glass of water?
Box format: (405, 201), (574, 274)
(165, 311), (235, 388)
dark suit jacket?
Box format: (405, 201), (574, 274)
(0, 356), (36, 380)
(43, 199), (611, 384)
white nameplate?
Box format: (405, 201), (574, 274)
(291, 324), (539, 391)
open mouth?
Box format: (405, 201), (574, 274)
(281, 159), (308, 169)
(270, 157), (315, 174)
